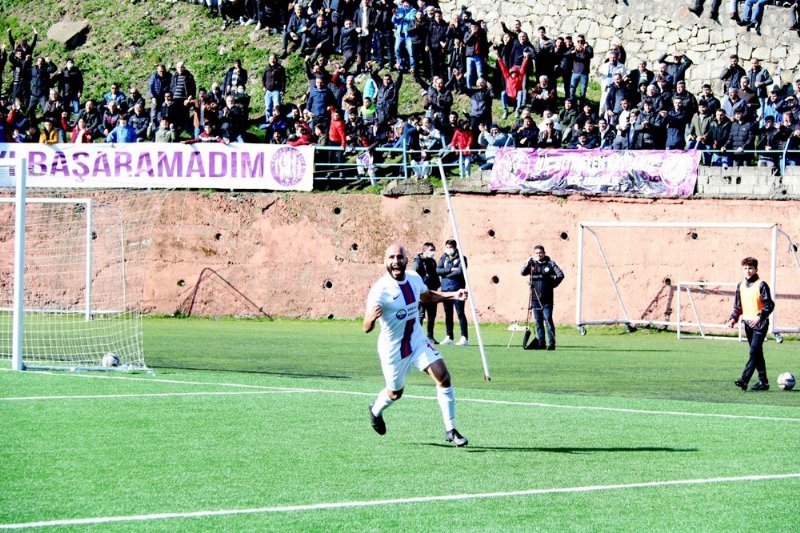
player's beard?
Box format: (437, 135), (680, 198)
(386, 261), (406, 281)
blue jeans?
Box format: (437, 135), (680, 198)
(501, 91), (525, 113)
(532, 302), (556, 348)
(570, 73), (588, 102)
(394, 34), (413, 70)
(465, 56), (485, 88)
(264, 90), (281, 119)
(743, 0), (769, 23)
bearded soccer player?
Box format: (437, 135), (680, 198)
(363, 244), (469, 446)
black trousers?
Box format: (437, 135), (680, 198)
(442, 299), (467, 340)
(742, 320), (768, 384)
(419, 302), (438, 338)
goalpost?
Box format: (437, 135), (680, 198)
(0, 158), (158, 371)
(576, 221), (800, 341)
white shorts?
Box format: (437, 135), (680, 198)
(379, 342), (442, 391)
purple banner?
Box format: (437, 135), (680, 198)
(489, 149), (701, 197)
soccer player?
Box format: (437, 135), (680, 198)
(364, 244), (469, 446)
(727, 256), (774, 391)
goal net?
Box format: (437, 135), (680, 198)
(0, 161), (166, 371)
(576, 221), (800, 341)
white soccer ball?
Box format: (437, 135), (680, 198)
(777, 372), (796, 391)
(101, 352), (121, 368)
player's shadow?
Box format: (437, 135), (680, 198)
(419, 444), (698, 454)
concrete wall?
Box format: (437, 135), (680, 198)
(142, 192), (800, 333)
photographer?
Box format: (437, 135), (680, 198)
(520, 245), (564, 350)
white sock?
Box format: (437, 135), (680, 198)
(371, 389), (394, 416)
(436, 385), (456, 431)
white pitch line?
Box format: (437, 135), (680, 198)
(1, 472), (799, 530)
(0, 390), (303, 402)
(3, 370), (799, 423)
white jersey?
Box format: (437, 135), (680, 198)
(366, 271), (429, 358)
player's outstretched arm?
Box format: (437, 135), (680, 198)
(363, 304), (382, 333)
(421, 289), (468, 304)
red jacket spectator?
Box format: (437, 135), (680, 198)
(497, 57), (529, 100)
(328, 113), (346, 149)
(449, 126), (474, 155)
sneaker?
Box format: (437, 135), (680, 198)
(734, 379), (747, 391)
(750, 382), (769, 391)
(546, 345), (555, 351)
(440, 336), (454, 345)
(456, 336), (469, 346)
(445, 428), (468, 447)
(244, 18), (257, 26)
(369, 403), (386, 435)
(501, 110), (509, 120)
(255, 22), (262, 31)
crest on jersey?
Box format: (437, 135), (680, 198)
(396, 309), (408, 320)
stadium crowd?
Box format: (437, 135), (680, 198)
(2, 0), (800, 177)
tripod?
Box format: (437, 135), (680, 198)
(506, 267), (544, 349)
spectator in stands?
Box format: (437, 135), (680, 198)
(219, 94), (246, 142)
(70, 116), (93, 143)
(56, 57), (83, 115)
(477, 122), (510, 169)
(597, 48), (627, 114)
(538, 118), (562, 149)
(102, 82), (126, 111)
(514, 114), (539, 148)
(709, 108), (732, 167)
(558, 98), (578, 145)
(529, 73), (558, 116)
(463, 76), (493, 137)
(302, 14), (333, 64)
(147, 64), (172, 117)
(170, 61), (197, 132)
(281, 5), (307, 58)
(341, 74), (363, 121)
(151, 91), (185, 137)
(77, 99), (101, 138)
(722, 86), (746, 118)
(100, 101), (122, 138)
(596, 117), (615, 149)
(222, 59), (248, 96)
(628, 59), (654, 91)
(393, 0), (416, 73)
(372, 69), (402, 126)
(781, 110), (800, 165)
(448, 119), (474, 177)
(497, 51), (529, 119)
(721, 54), (746, 93)
(418, 116), (443, 150)
(154, 118), (176, 142)
(39, 119), (58, 144)
(756, 115), (783, 168)
(568, 34), (593, 104)
(464, 19), (489, 89)
(262, 54), (286, 120)
(604, 73), (634, 126)
(7, 27), (37, 59)
(447, 36), (467, 86)
(658, 51), (693, 83)
(129, 102), (150, 141)
(727, 107), (755, 166)
(8, 45), (32, 105)
(699, 83), (721, 115)
(126, 86), (146, 112)
(553, 36), (573, 100)
(427, 10), (449, 80)
(673, 80), (698, 118)
(746, 58), (773, 115)
(635, 99), (665, 149)
(665, 99), (690, 150)
(612, 109), (640, 150)
(738, 77), (760, 123)
(688, 100), (713, 161)
(531, 26), (555, 84)
(420, 75), (454, 126)
(28, 56), (57, 117)
(762, 88), (784, 125)
(106, 115), (138, 143)
(339, 19), (359, 72)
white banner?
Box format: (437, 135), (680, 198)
(0, 143), (315, 191)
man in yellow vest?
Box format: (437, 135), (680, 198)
(727, 256), (775, 391)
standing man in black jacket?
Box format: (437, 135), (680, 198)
(520, 245), (565, 350)
(413, 242), (441, 344)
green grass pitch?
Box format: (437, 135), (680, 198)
(1, 317), (799, 531)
